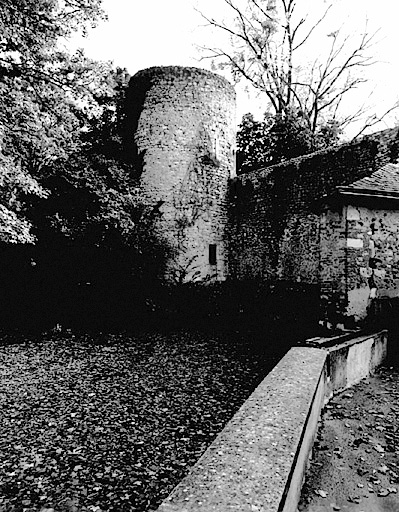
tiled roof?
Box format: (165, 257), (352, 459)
(344, 162), (399, 194)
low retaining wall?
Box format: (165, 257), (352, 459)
(325, 331), (387, 398)
(157, 330), (388, 512)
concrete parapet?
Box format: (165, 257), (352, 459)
(156, 330), (388, 512)
(315, 330), (387, 399)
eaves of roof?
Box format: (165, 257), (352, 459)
(336, 186), (399, 201)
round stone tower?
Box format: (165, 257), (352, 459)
(127, 66), (236, 282)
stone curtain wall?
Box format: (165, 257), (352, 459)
(127, 67), (236, 282)
(228, 128), (399, 316)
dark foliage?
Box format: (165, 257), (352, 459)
(237, 111), (341, 174)
(5, 64), (173, 308)
(0, 243), (321, 338)
(0, 0), (108, 242)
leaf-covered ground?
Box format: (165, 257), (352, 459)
(299, 366), (399, 512)
(0, 330), (284, 512)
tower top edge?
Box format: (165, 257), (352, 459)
(130, 66), (236, 95)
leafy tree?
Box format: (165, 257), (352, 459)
(0, 0), (108, 243)
(0, 0), (105, 67)
(23, 64), (172, 284)
(237, 110), (341, 173)
(1, 0), (168, 272)
(0, 2), (172, 330)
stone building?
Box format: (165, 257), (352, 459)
(322, 163), (399, 321)
(127, 66), (236, 282)
(128, 65), (399, 324)
(229, 127), (399, 325)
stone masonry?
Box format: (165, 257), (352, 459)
(127, 66), (236, 282)
(228, 128), (399, 323)
(128, 65), (399, 323)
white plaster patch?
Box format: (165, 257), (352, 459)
(347, 287), (369, 319)
(346, 337), (374, 384)
(347, 238), (363, 248)
(347, 205), (360, 221)
(360, 267), (372, 278)
(368, 239), (376, 257)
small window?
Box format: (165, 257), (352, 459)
(209, 244), (217, 266)
(213, 137), (220, 160)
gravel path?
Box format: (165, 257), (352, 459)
(0, 330), (283, 512)
(298, 366), (399, 512)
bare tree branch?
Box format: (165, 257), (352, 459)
(352, 102), (399, 139)
(198, 0), (394, 139)
(293, 4), (331, 51)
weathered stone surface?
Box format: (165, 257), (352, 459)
(228, 127), (399, 321)
(345, 204), (399, 318)
(127, 66), (399, 320)
(127, 66), (236, 282)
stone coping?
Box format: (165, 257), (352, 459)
(157, 331), (387, 512)
(158, 347), (327, 512)
(302, 329), (387, 349)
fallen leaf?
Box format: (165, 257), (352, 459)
(353, 438), (366, 448)
(378, 465), (389, 474)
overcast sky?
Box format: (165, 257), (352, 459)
(76, 0), (399, 133)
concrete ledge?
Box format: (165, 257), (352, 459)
(157, 330), (387, 512)
(305, 330), (388, 398)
